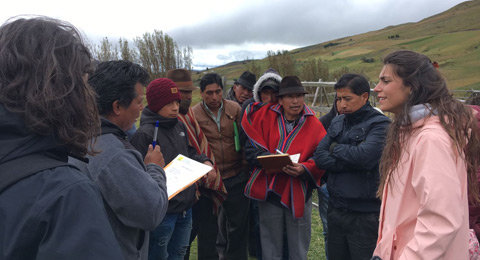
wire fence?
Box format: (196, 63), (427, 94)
(223, 78), (479, 117)
(302, 80), (480, 117)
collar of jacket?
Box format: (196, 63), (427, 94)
(402, 103), (436, 126)
(199, 98), (240, 120)
(140, 107), (178, 129)
(100, 118), (128, 140)
(344, 101), (373, 123)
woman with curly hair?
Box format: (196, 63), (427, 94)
(0, 16), (123, 259)
(372, 50), (480, 259)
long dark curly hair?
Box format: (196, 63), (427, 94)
(377, 50), (480, 203)
(0, 16), (99, 157)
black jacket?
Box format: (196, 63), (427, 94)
(0, 104), (124, 259)
(313, 102), (390, 212)
(130, 107), (210, 213)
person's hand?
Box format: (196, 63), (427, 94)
(203, 161), (216, 182)
(329, 141), (338, 154)
(144, 144), (165, 168)
(282, 162), (305, 177)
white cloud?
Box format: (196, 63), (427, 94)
(0, 0), (467, 69)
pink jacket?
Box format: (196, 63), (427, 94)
(469, 105), (480, 238)
(374, 116), (469, 260)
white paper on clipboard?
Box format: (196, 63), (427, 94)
(164, 154), (212, 200)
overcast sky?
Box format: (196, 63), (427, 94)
(0, 0), (468, 70)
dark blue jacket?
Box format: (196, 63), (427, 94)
(313, 102), (390, 212)
(0, 104), (124, 259)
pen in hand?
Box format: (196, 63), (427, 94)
(152, 120), (159, 148)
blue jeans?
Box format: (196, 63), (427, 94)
(318, 184), (329, 260)
(149, 209), (192, 260)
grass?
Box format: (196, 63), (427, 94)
(188, 189), (327, 260)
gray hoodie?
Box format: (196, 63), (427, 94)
(70, 118), (168, 260)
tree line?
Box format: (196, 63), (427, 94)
(91, 31), (367, 83)
(91, 30), (193, 79)
(245, 50), (367, 82)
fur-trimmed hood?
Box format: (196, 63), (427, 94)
(253, 71), (282, 102)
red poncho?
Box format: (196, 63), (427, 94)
(178, 107), (227, 214)
(242, 102), (326, 218)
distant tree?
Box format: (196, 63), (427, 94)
(244, 57), (262, 78)
(332, 66), (350, 81)
(332, 66), (368, 82)
(164, 34), (177, 71)
(362, 57), (375, 63)
(266, 50), (297, 76)
(300, 58), (330, 82)
(92, 37), (119, 61)
(134, 30), (186, 78)
(318, 59), (329, 81)
(278, 50), (296, 76)
(267, 50), (280, 72)
(301, 58), (317, 81)
(118, 37), (137, 62)
(324, 42), (340, 48)
(183, 46), (193, 72)
(135, 32), (160, 78)
(91, 30), (193, 79)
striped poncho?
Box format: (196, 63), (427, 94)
(242, 102), (326, 218)
(178, 107), (227, 213)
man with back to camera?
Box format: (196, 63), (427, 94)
(226, 71), (256, 106)
(193, 73), (250, 260)
(69, 60), (169, 260)
(313, 74), (390, 260)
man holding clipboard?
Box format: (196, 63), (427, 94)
(242, 76), (327, 260)
(130, 78), (214, 260)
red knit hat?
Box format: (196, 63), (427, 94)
(146, 78), (181, 113)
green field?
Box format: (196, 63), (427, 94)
(188, 190), (327, 260)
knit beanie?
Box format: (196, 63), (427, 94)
(146, 78), (181, 113)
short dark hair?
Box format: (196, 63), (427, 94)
(0, 16), (98, 157)
(334, 74), (370, 98)
(199, 73), (223, 92)
(88, 60), (149, 116)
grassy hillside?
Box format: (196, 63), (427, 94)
(194, 0), (480, 90)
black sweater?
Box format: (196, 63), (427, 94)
(130, 107), (211, 213)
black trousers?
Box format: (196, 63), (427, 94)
(216, 172), (250, 260)
(184, 195), (219, 260)
(327, 204), (379, 260)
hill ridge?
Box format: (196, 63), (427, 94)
(205, 0), (480, 90)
